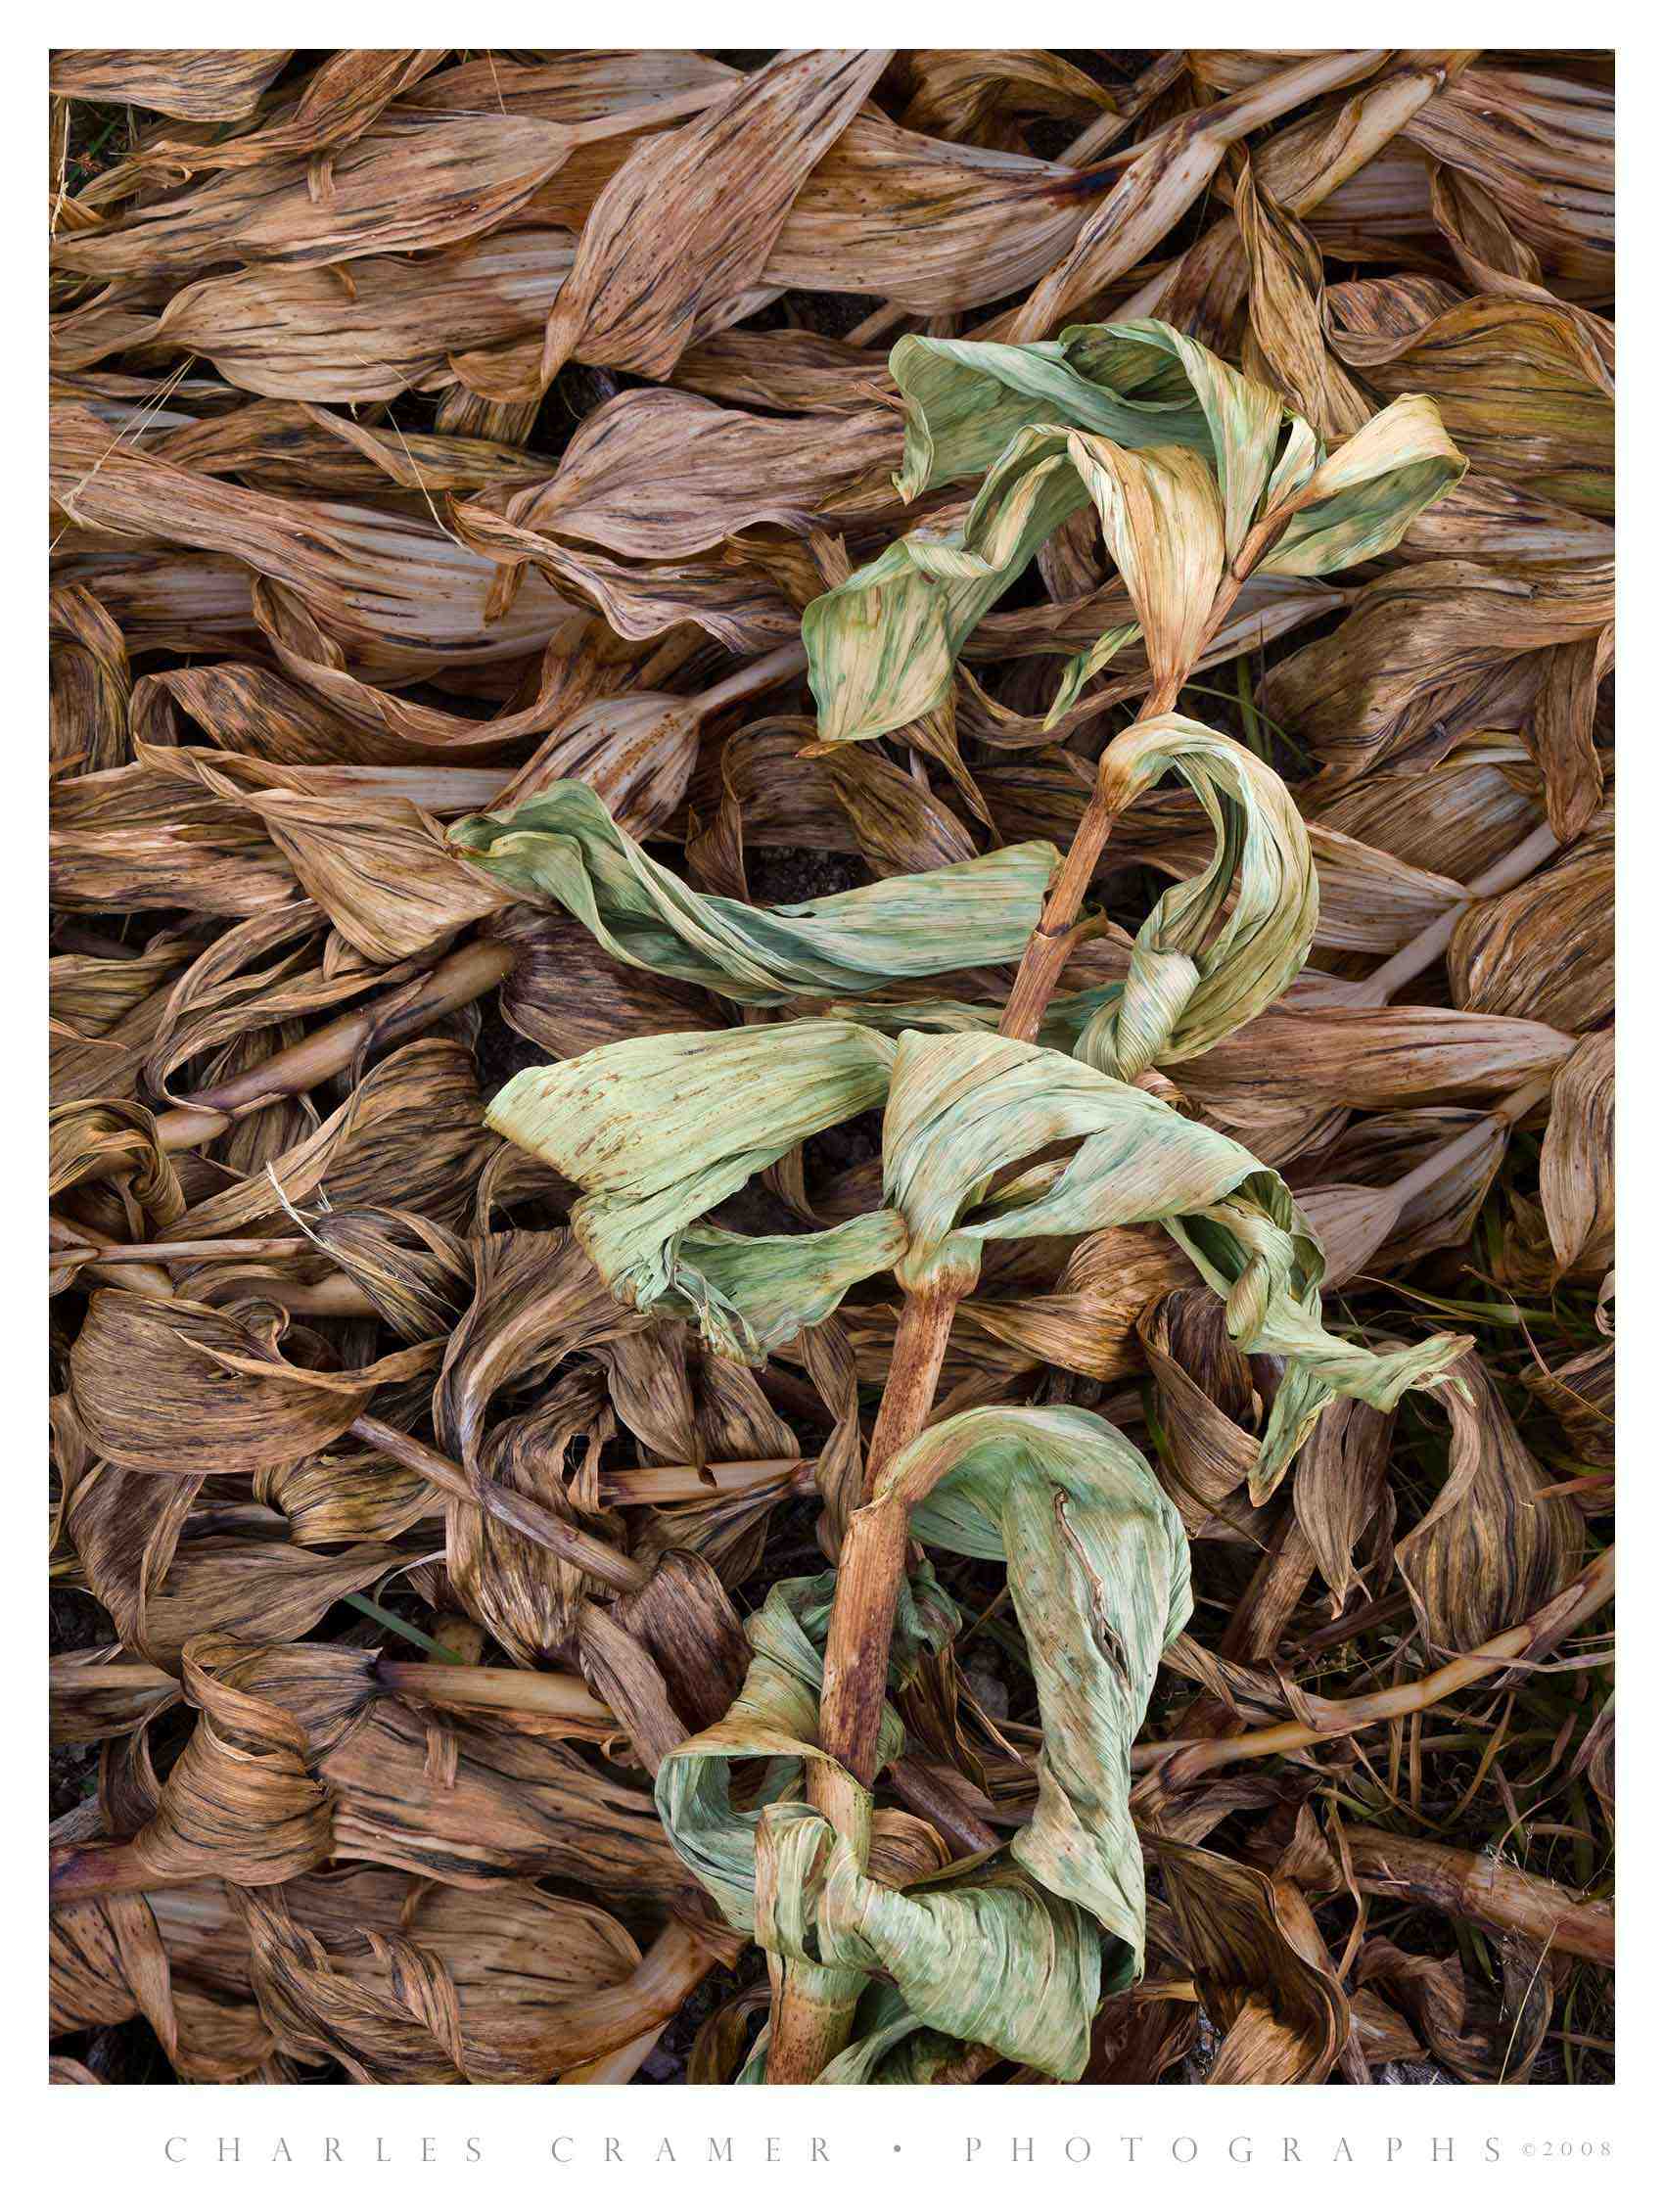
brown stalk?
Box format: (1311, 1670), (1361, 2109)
(374, 1660), (615, 1726)
(1133, 1546), (1612, 1779)
(1339, 1826), (1613, 1966)
(347, 1412), (648, 1593)
(155, 936), (517, 1150)
(766, 462), (1312, 2079)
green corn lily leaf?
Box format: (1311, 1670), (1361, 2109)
(1073, 714), (1317, 1079)
(806, 319), (1464, 744)
(1259, 392), (1468, 577)
(485, 1021), (897, 1359)
(450, 780), (1059, 1003)
(658, 1402), (1191, 2081)
(889, 323), (1207, 499)
(802, 432), (1091, 745)
(881, 1030), (1467, 1488)
(657, 1216), (907, 1361)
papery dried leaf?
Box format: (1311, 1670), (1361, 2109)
(1153, 1838), (1349, 2083)
(69, 1288), (433, 1474)
(1448, 817), (1612, 1031)
(1396, 1352), (1582, 1650)
(49, 49), (293, 120)
(54, 114), (580, 281)
(539, 51), (891, 385)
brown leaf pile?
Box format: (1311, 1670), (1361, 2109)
(50, 46), (1612, 2089)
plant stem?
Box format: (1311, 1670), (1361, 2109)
(154, 937), (516, 1150)
(347, 1413), (649, 1594)
(376, 1658), (613, 1726)
(1132, 1546), (1612, 1778)
(1339, 1826), (1613, 1967)
(1345, 819), (1562, 1007)
(763, 1283), (960, 2079)
(768, 502), (1304, 2080)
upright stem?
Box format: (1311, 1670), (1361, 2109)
(763, 1282), (958, 2081)
(768, 510), (1288, 2081)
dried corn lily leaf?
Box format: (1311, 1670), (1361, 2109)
(1397, 1352), (1583, 1650)
(538, 51), (891, 386)
(685, 715), (978, 888)
(1234, 161), (1372, 441)
(1290, 1398), (1397, 1616)
(898, 48), (1163, 150)
(674, 328), (893, 414)
(134, 50), (448, 177)
(1152, 1839), (1350, 2084)
(1511, 1029), (1615, 1286)
(53, 114), (582, 282)
(51, 583), (130, 777)
(1260, 555), (1613, 785)
(53, 405), (578, 678)
(51, 1098), (184, 1234)
(69, 1288), (435, 1474)
(1448, 816), (1613, 1031)
(491, 910), (722, 1062)
(1325, 290), (1613, 517)
(1001, 51), (1391, 341)
(1179, 1002), (1575, 1117)
(232, 1874), (663, 2084)
(283, 1205), (473, 1342)
(156, 231), (577, 402)
(52, 754), (297, 918)
(664, 1404), (1190, 2081)
(456, 390), (902, 571)
(141, 398), (549, 500)
(451, 780), (1057, 1003)
(433, 1231), (646, 1657)
(52, 1892), (283, 2083)
(169, 1037), (494, 1242)
(1524, 622), (1613, 843)
(1294, 1108), (1508, 1279)
(117, 1867), (650, 2085)
(51, 1653), (181, 1748)
(71, 1637), (690, 1905)
(49, 48), (293, 119)
(121, 1536), (414, 1673)
(140, 745), (508, 964)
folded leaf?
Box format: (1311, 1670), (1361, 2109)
(659, 1401), (1190, 2078)
(1073, 714), (1317, 1076)
(485, 1021), (897, 1355)
(881, 1030), (1466, 1490)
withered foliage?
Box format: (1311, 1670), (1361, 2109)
(50, 47), (1612, 2090)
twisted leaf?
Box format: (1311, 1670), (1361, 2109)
(451, 780), (1058, 1004)
(660, 1403), (1189, 2079)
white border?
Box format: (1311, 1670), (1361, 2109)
(19, 11), (1646, 2200)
